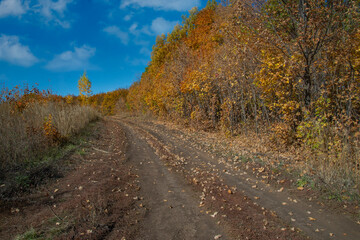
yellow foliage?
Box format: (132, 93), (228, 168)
(78, 72), (92, 105)
(65, 95), (74, 104)
(43, 114), (61, 144)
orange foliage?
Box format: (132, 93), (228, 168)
(87, 89), (128, 116)
(43, 114), (62, 145)
(126, 1), (360, 191)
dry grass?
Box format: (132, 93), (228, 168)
(0, 101), (100, 173)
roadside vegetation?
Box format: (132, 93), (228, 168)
(0, 84), (100, 197)
(88, 88), (129, 116)
(65, 72), (129, 116)
(0, 71), (128, 198)
(126, 0), (360, 201)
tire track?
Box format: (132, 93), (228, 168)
(114, 118), (227, 240)
(116, 115), (360, 240)
(115, 116), (307, 240)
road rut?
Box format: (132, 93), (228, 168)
(118, 119), (226, 239)
(115, 115), (360, 240)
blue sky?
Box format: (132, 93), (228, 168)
(0, 0), (203, 95)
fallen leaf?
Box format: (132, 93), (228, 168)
(309, 217), (316, 221)
(211, 212), (218, 218)
(11, 208), (20, 213)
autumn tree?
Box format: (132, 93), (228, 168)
(101, 89), (128, 115)
(125, 0), (360, 199)
(78, 71), (92, 105)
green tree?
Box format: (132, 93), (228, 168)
(78, 71), (92, 105)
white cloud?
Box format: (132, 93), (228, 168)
(123, 12), (133, 21)
(53, 17), (70, 28)
(103, 26), (129, 45)
(129, 22), (151, 36)
(120, 0), (200, 11)
(0, 0), (27, 17)
(139, 47), (151, 56)
(46, 45), (96, 71)
(129, 23), (138, 33)
(0, 34), (38, 67)
(37, 0), (71, 17)
(126, 17), (177, 41)
(35, 0), (73, 28)
(0, 0), (73, 28)
(151, 17), (178, 35)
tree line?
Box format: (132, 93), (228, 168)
(126, 0), (360, 190)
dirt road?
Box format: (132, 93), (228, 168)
(119, 117), (225, 240)
(116, 115), (360, 240)
(0, 120), (143, 240)
(1, 116), (359, 239)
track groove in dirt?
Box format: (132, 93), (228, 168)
(2, 116), (359, 240)
(118, 119), (226, 239)
(115, 115), (360, 240)
(116, 116), (306, 240)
